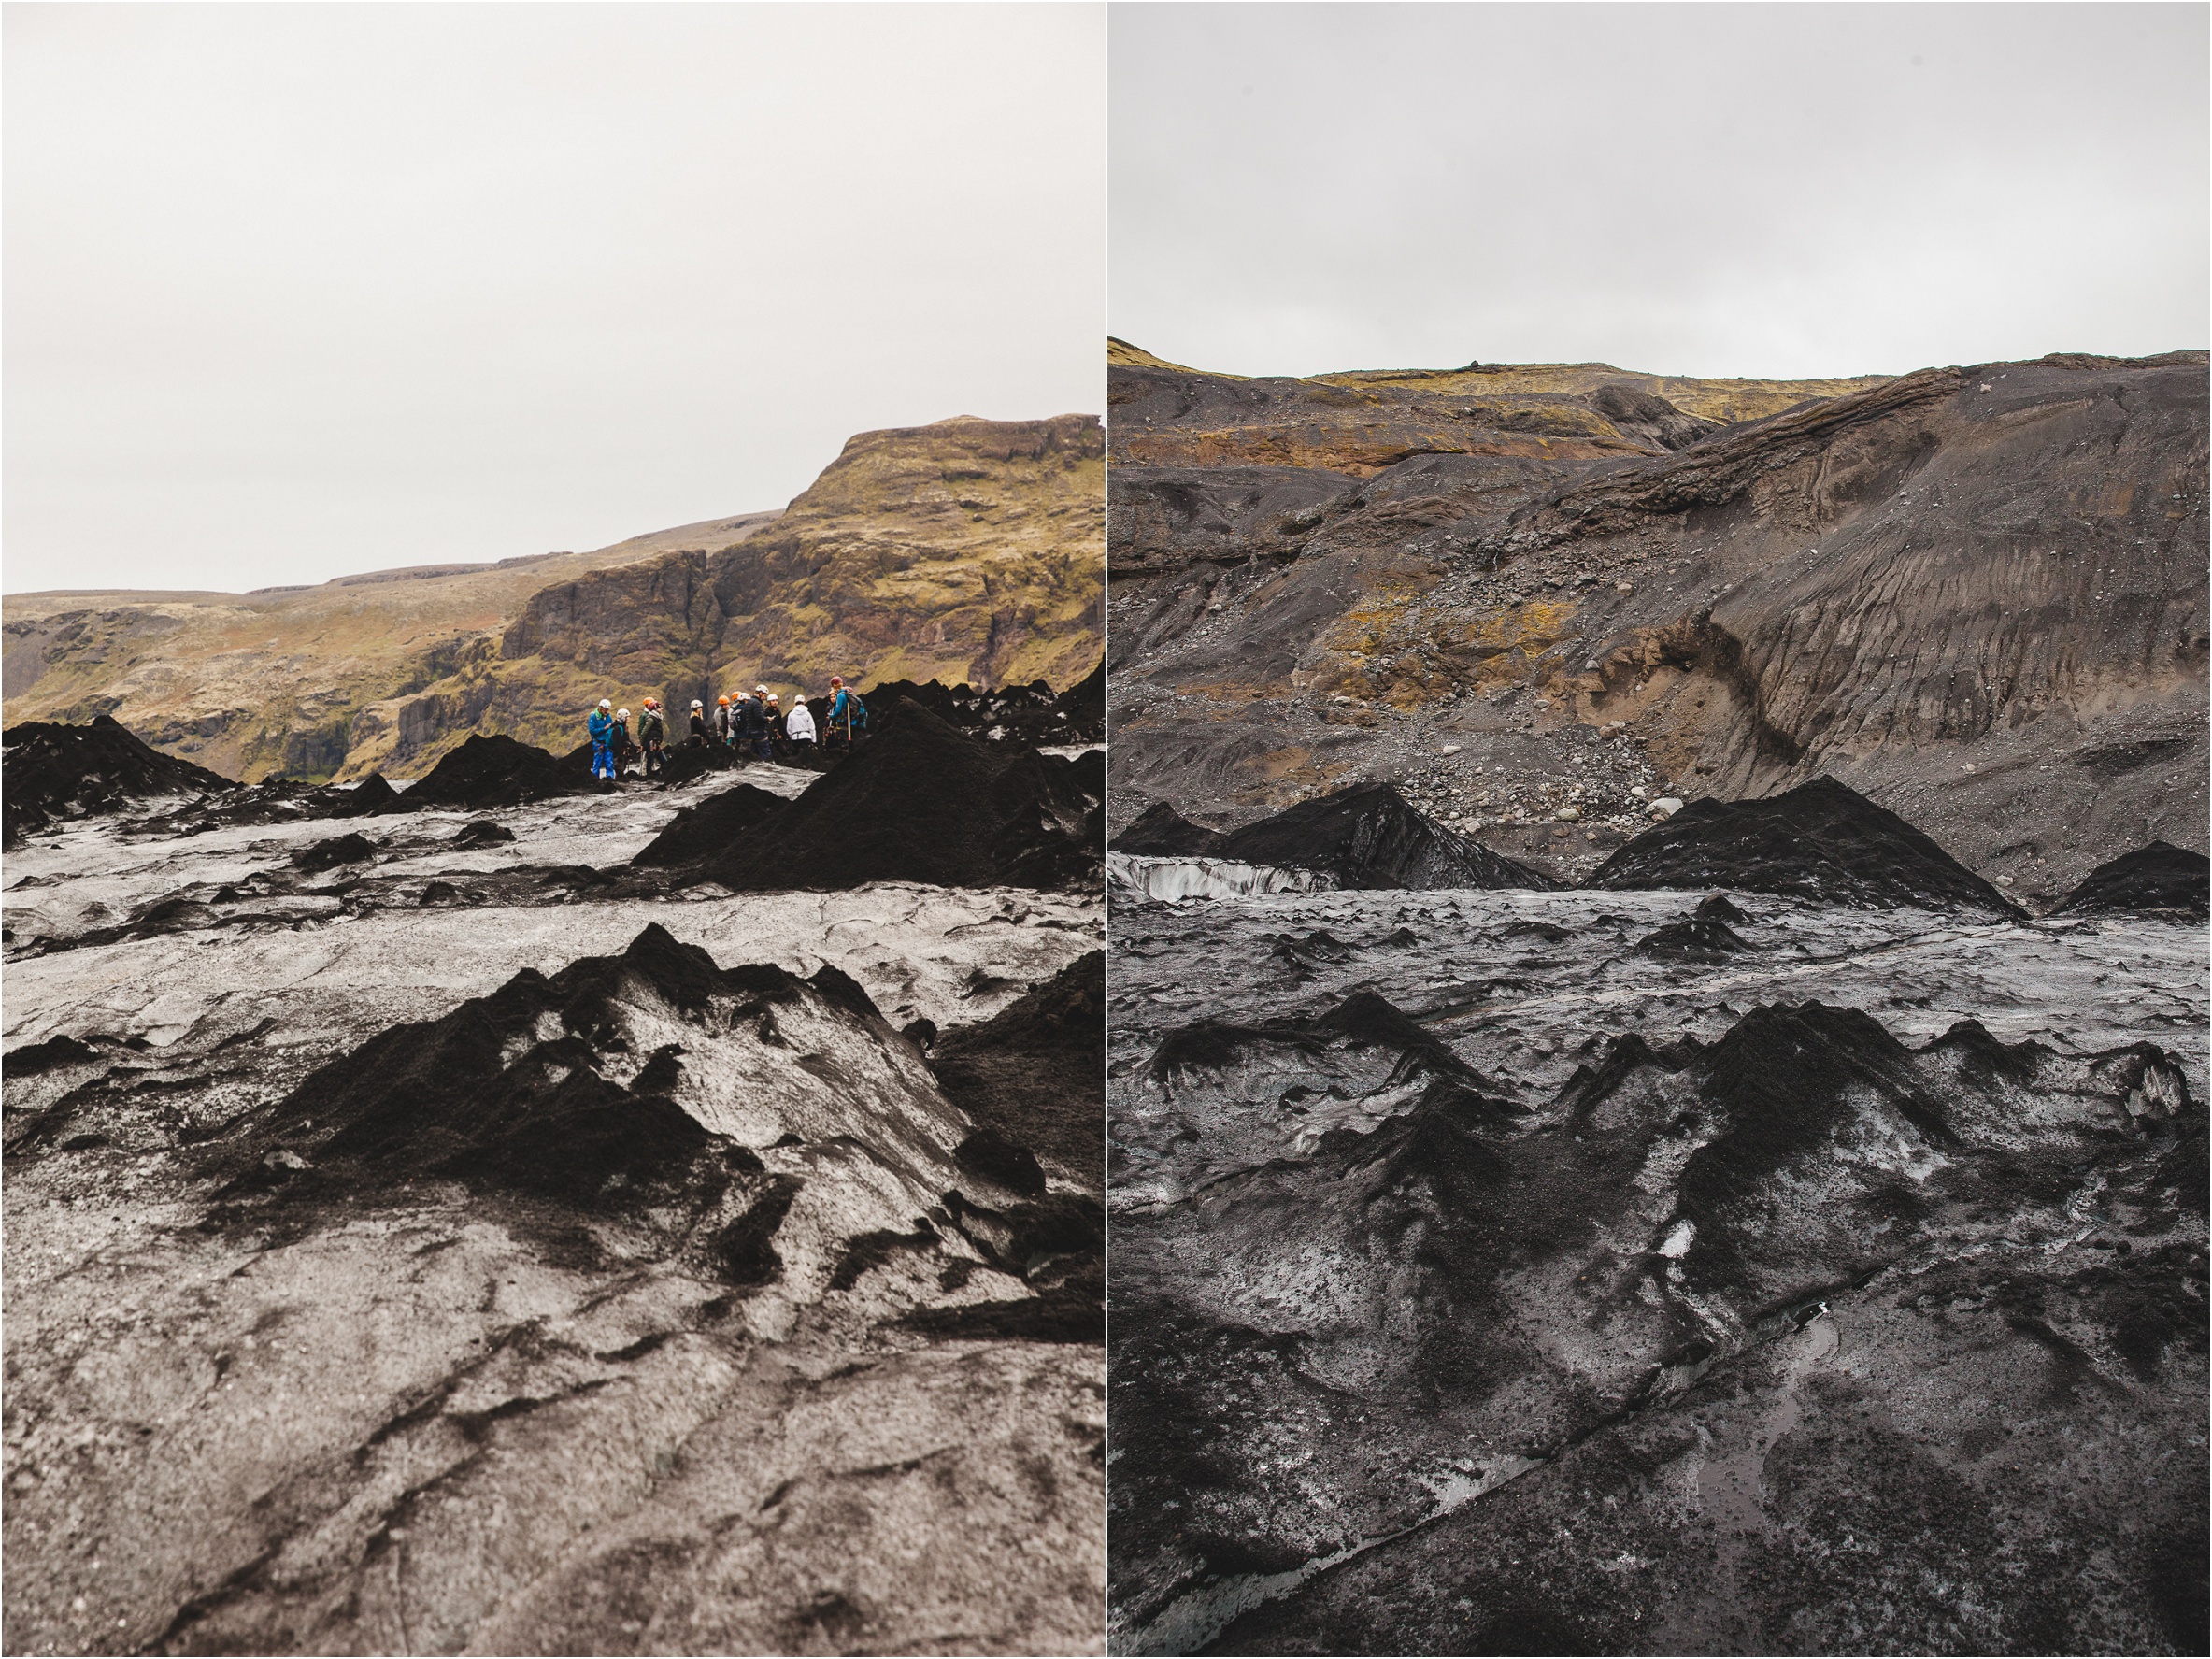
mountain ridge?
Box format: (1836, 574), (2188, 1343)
(5, 413), (1104, 782)
(1106, 342), (2208, 899)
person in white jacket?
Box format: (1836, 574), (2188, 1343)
(784, 696), (818, 749)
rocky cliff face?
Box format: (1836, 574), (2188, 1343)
(338, 414), (1103, 778)
(1107, 344), (2207, 904)
(0, 516), (778, 785)
(5, 412), (1105, 783)
(1106, 336), (1887, 481)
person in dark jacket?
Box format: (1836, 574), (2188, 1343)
(688, 699), (708, 745)
(638, 698), (666, 779)
(741, 683), (774, 760)
(611, 708), (637, 779)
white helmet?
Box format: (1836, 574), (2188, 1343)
(691, 699), (704, 708)
(598, 698), (611, 709)
(616, 708), (630, 721)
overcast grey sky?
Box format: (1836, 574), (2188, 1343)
(1111, 2), (2208, 380)
(5, 3), (1103, 594)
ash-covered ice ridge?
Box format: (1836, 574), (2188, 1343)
(4, 711), (1106, 1655)
(1108, 794), (2207, 1653)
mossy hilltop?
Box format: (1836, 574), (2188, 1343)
(4, 414), (1103, 781)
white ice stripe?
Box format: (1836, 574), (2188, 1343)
(1107, 852), (1334, 903)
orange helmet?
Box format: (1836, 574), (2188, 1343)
(643, 697), (657, 709)
(717, 694), (730, 706)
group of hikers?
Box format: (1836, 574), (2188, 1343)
(585, 676), (869, 782)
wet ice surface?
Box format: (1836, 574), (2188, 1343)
(1112, 888), (2206, 1205)
(6, 768), (1096, 1048)
(7, 881), (1098, 1051)
(2, 766), (814, 935)
(3, 767), (1106, 1656)
(1108, 885), (2208, 1656)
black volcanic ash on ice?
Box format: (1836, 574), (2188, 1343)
(689, 698), (1101, 892)
(849, 658), (1106, 747)
(1111, 979), (2205, 1655)
(1109, 802), (1226, 857)
(400, 731), (602, 811)
(199, 921), (1105, 1339)
(3, 715), (233, 845)
(1589, 775), (2021, 912)
(1214, 782), (1559, 891)
(2054, 840), (2211, 919)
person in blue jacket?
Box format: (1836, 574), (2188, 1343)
(826, 676), (867, 750)
(587, 698), (616, 780)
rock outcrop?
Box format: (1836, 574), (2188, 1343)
(0, 517), (778, 784)
(1107, 343), (2208, 896)
(357, 415), (1105, 778)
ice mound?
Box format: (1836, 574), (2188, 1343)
(631, 781), (792, 867)
(400, 732), (600, 811)
(700, 698), (1102, 893)
(1588, 775), (2019, 913)
(1110, 988), (2203, 1652)
(1217, 782), (1560, 891)
(2053, 840), (2210, 919)
(1109, 801), (1226, 856)
(2, 715), (233, 845)
(839, 657), (1105, 747)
